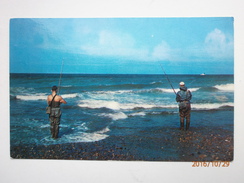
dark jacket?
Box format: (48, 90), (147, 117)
(176, 86), (192, 102)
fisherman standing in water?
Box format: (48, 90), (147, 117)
(47, 86), (67, 139)
(176, 82), (192, 131)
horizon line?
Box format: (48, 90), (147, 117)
(10, 72), (234, 75)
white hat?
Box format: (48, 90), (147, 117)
(179, 82), (185, 85)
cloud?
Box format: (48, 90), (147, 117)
(81, 30), (176, 62)
(20, 19), (233, 64)
(81, 30), (150, 60)
(167, 28), (234, 62)
(81, 29), (232, 63)
(204, 28), (233, 60)
(98, 30), (135, 48)
(27, 20), (175, 62)
(151, 41), (172, 60)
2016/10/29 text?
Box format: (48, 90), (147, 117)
(192, 161), (230, 167)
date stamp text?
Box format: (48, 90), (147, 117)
(192, 161), (230, 167)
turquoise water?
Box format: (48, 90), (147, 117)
(10, 74), (234, 147)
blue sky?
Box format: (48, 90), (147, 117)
(10, 18), (234, 74)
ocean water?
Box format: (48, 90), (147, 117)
(10, 74), (234, 147)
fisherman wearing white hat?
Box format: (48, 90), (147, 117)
(176, 82), (192, 130)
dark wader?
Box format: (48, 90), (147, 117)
(49, 101), (61, 139)
(176, 87), (192, 131)
(179, 101), (191, 131)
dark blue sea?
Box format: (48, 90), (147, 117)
(10, 74), (234, 151)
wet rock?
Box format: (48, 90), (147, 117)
(199, 154), (207, 159)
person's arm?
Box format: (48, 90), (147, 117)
(186, 90), (192, 101)
(60, 96), (67, 104)
(176, 92), (181, 102)
(47, 95), (51, 105)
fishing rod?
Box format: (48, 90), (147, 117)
(159, 63), (177, 95)
(58, 59), (64, 94)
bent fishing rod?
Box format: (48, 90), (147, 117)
(58, 59), (64, 94)
(159, 63), (177, 95)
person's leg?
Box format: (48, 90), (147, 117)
(53, 116), (61, 139)
(53, 120), (59, 139)
(50, 116), (56, 138)
(179, 109), (185, 130)
(185, 110), (191, 131)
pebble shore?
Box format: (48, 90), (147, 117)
(11, 126), (233, 161)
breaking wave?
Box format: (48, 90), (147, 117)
(191, 102), (234, 110)
(156, 87), (200, 93)
(214, 83), (234, 91)
(78, 99), (159, 110)
(14, 93), (78, 101)
(77, 99), (233, 111)
(100, 112), (128, 120)
(40, 127), (110, 145)
(12, 83), (232, 102)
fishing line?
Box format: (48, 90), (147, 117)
(58, 59), (64, 94)
(158, 62), (177, 95)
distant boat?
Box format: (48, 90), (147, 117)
(200, 73), (205, 76)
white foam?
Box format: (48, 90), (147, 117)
(82, 90), (133, 101)
(150, 81), (162, 84)
(189, 88), (200, 92)
(66, 127), (110, 142)
(40, 124), (69, 129)
(95, 90), (132, 95)
(78, 99), (160, 110)
(158, 88), (175, 93)
(40, 124), (49, 128)
(15, 93), (78, 101)
(214, 95), (229, 102)
(85, 87), (200, 96)
(120, 103), (158, 110)
(78, 100), (121, 110)
(100, 112), (128, 120)
(41, 127), (110, 144)
(130, 112), (146, 116)
(214, 83), (234, 91)
(192, 102), (234, 110)
(78, 98), (233, 111)
(156, 87), (199, 93)
(96, 127), (110, 133)
(79, 123), (89, 131)
(16, 95), (47, 100)
(61, 93), (78, 98)
(66, 132), (108, 142)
